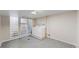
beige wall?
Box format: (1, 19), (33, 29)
(35, 11), (77, 46)
(0, 16), (2, 42)
(32, 19), (37, 27)
(0, 16), (10, 43)
(77, 11), (79, 47)
(47, 11), (77, 45)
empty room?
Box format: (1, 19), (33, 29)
(0, 10), (79, 48)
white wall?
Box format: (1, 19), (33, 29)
(35, 11), (77, 46)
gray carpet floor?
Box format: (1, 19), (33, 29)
(1, 36), (76, 48)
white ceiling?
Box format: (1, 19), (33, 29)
(0, 10), (72, 19)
